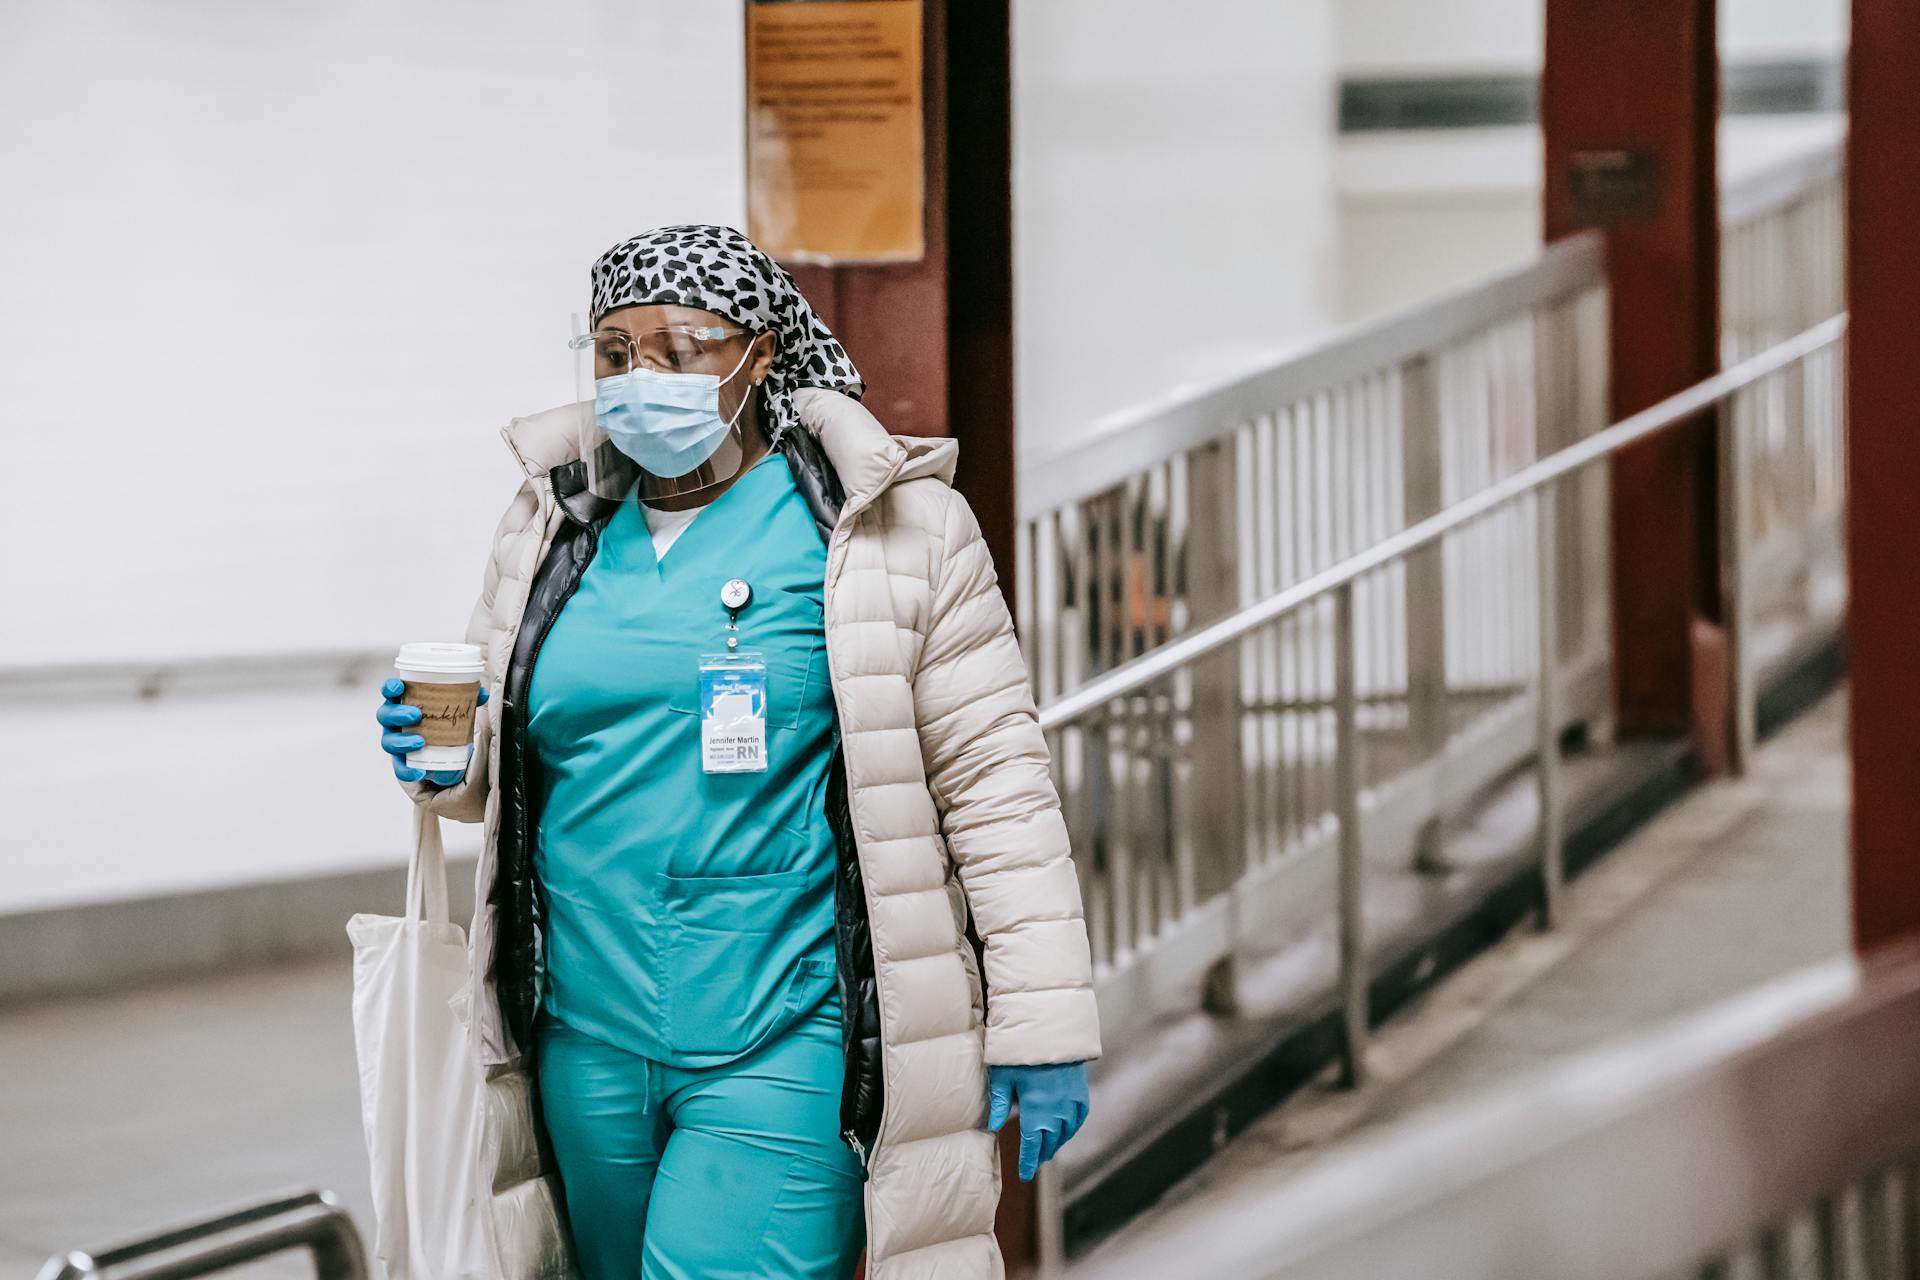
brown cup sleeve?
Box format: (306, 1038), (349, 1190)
(402, 680), (481, 748)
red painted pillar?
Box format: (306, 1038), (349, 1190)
(1847, 1), (1920, 952)
(780, 0), (1021, 607)
(1543, 0), (1725, 753)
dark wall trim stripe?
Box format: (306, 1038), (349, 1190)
(1341, 58), (1845, 132)
(0, 857), (479, 1007)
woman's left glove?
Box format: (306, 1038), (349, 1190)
(987, 1062), (1091, 1181)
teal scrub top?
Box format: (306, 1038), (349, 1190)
(527, 454), (839, 1067)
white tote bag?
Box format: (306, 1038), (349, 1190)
(349, 805), (492, 1280)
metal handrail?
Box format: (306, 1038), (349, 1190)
(1038, 312), (1849, 732)
(1072, 949), (1919, 1280)
(1016, 231), (1607, 522)
(36, 1190), (368, 1280)
(1720, 131), (1843, 224)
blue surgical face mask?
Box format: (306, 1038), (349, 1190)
(595, 339), (758, 479)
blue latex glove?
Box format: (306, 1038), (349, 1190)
(987, 1062), (1091, 1181)
(377, 677), (486, 785)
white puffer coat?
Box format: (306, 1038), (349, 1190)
(406, 387), (1101, 1279)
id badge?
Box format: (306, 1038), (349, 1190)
(699, 652), (768, 774)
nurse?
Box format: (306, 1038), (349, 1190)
(375, 225), (1101, 1280)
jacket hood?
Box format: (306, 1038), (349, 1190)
(499, 389), (957, 510)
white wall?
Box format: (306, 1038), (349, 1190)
(1723, 0), (1848, 60)
(1338, 0), (1540, 74)
(1336, 129), (1542, 324)
(1331, 0), (1849, 325)
(1013, 0), (1340, 463)
(0, 1), (745, 667)
(1338, 0), (1847, 73)
(0, 0), (1345, 659)
(1334, 114), (1846, 327)
(0, 0), (1847, 666)
(1, 1), (1351, 910)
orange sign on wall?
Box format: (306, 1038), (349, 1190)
(747, 0), (925, 264)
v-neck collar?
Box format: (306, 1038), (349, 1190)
(640, 503), (701, 564)
(631, 453), (787, 577)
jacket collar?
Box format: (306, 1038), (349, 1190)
(501, 400), (594, 482)
(500, 390), (958, 521)
(791, 387), (958, 517)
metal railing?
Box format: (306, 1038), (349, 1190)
(1018, 236), (1614, 1034)
(1720, 137), (1848, 759)
(1030, 136), (1849, 1050)
(1073, 947), (1920, 1280)
(1723, 136), (1844, 365)
(1040, 311), (1847, 1087)
(36, 1190), (367, 1280)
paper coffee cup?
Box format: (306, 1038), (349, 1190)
(394, 642), (485, 772)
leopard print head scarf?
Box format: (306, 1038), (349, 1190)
(589, 224), (864, 445)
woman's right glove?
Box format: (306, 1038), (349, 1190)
(377, 677), (487, 786)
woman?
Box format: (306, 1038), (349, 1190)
(375, 224), (1101, 1280)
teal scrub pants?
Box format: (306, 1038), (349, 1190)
(534, 992), (866, 1279)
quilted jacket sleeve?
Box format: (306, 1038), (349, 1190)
(912, 486), (1103, 1067)
(395, 478), (533, 825)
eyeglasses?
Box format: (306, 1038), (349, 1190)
(568, 324), (754, 378)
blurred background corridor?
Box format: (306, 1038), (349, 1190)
(7, 0), (1915, 1277)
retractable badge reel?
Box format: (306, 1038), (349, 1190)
(700, 578), (768, 774)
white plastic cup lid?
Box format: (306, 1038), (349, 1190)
(395, 642), (485, 677)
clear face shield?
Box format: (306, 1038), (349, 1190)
(570, 318), (766, 505)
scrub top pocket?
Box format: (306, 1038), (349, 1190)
(656, 866), (826, 1060)
(667, 633), (823, 730)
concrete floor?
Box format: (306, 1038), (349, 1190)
(1082, 687), (1852, 1267)
(0, 958), (371, 1280)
